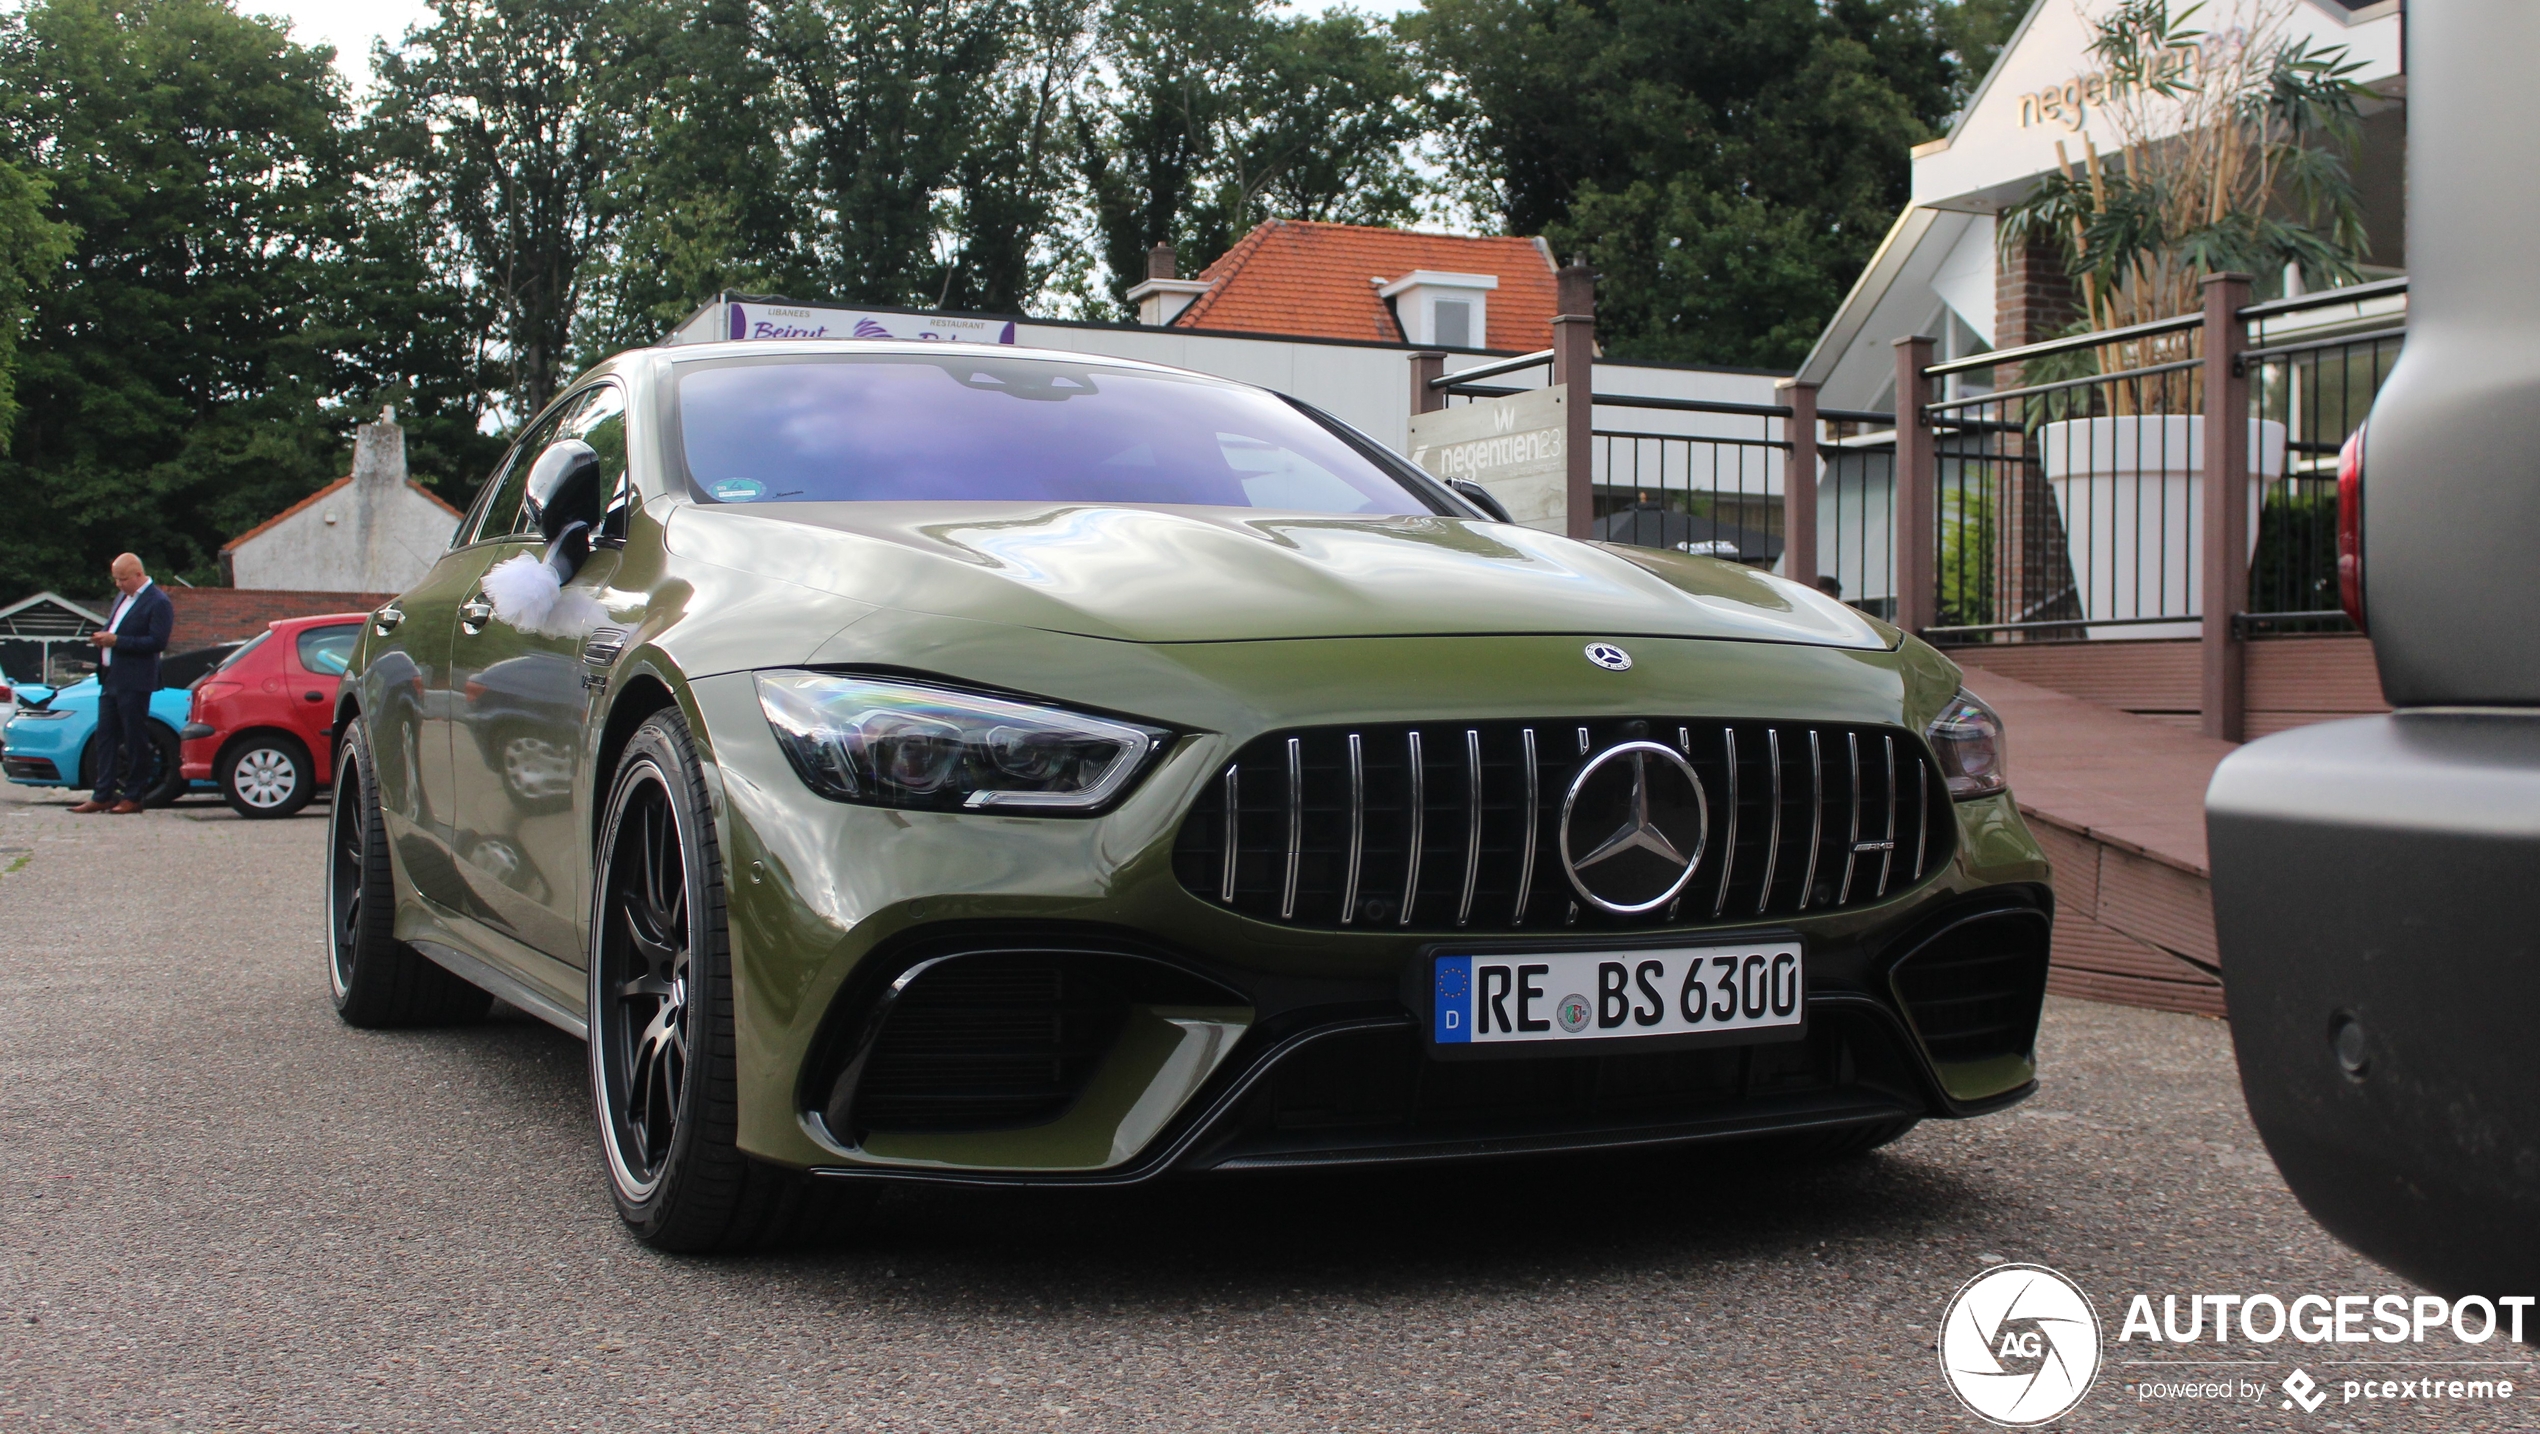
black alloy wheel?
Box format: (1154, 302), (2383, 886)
(220, 732), (315, 818)
(326, 722), (490, 1027)
(589, 710), (858, 1252)
(599, 761), (691, 1195)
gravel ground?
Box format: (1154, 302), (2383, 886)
(0, 781), (2529, 1433)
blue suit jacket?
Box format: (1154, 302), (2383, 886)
(98, 584), (175, 693)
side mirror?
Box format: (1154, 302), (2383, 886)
(1448, 478), (1514, 524)
(521, 439), (600, 579)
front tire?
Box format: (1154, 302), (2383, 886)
(589, 709), (854, 1252)
(221, 733), (315, 818)
(327, 722), (490, 1027)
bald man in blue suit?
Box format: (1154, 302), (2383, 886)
(69, 553), (175, 814)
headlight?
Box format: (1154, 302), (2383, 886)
(754, 672), (1169, 814)
(1926, 688), (2007, 799)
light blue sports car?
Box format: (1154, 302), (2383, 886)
(1, 643), (240, 803)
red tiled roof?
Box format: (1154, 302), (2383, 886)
(1173, 220), (1561, 352)
(220, 477), (464, 554)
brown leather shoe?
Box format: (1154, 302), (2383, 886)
(108, 800), (144, 815)
(67, 800), (110, 814)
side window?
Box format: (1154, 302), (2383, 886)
(467, 395), (582, 545)
(576, 385), (636, 543)
(508, 383), (627, 539)
(293, 624), (361, 677)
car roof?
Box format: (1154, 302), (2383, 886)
(623, 339), (1239, 387)
(265, 612), (371, 632)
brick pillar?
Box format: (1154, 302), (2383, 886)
(1992, 226), (2084, 640)
(1993, 227), (2081, 383)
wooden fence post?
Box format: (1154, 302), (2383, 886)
(2201, 271), (2253, 742)
(1409, 350), (1445, 419)
(1776, 378), (1819, 590)
(1553, 261), (1597, 540)
(1893, 335), (1937, 634)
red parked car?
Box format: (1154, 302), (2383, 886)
(180, 612), (366, 818)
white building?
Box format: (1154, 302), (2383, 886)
(222, 407), (463, 592)
(1798, 0), (2406, 413)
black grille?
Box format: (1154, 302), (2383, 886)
(850, 956), (1128, 1134)
(1889, 909), (2051, 1065)
(1174, 718), (1952, 931)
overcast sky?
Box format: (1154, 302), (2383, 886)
(248, 0), (1425, 92)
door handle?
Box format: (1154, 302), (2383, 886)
(372, 603), (404, 636)
(304, 691), (324, 702)
(459, 597), (494, 635)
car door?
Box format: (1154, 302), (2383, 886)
(446, 381), (643, 975)
(376, 417), (554, 918)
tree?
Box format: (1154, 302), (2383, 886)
(568, 0), (809, 363)
(0, 159), (73, 443)
(0, 0), (366, 592)
(1408, 0), (1997, 368)
(755, 0), (1018, 308)
(1077, 0), (1424, 313)
(372, 0), (637, 421)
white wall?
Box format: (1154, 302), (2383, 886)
(228, 415), (460, 592)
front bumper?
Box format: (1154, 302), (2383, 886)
(679, 638), (2053, 1182)
(2210, 713), (2540, 1300)
(2, 717), (79, 786)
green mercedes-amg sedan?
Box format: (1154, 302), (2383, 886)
(325, 339), (2052, 1251)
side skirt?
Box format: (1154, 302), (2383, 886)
(411, 938), (589, 1040)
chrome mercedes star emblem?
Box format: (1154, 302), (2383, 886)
(1558, 740), (1708, 915)
(1584, 642), (1632, 671)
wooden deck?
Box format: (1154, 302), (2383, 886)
(1952, 668), (2233, 1015)
(1947, 635), (2390, 1017)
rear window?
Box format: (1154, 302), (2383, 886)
(211, 632), (269, 674)
(295, 625), (360, 677)
(674, 355), (1439, 514)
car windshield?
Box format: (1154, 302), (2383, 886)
(675, 355), (1439, 514)
(296, 624), (359, 676)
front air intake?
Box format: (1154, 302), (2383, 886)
(1888, 907), (2052, 1066)
(1173, 718), (1953, 932)
(847, 955), (1128, 1134)
(822, 946), (1247, 1139)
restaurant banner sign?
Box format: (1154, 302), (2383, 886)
(666, 300), (1019, 346)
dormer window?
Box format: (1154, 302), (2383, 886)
(1378, 270), (1499, 349)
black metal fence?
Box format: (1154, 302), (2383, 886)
(1912, 280), (2403, 644)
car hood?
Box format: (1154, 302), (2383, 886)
(664, 502), (1892, 649)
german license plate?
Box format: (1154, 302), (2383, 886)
(1430, 943), (1805, 1049)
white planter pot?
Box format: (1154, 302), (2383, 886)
(2038, 415), (2288, 638)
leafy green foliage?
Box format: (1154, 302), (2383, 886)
(1077, 0), (1422, 311)
(1407, 0), (1998, 369)
(1995, 0), (2375, 328)
(372, 0), (638, 419)
(0, 159), (73, 442)
(0, 0), (367, 591)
